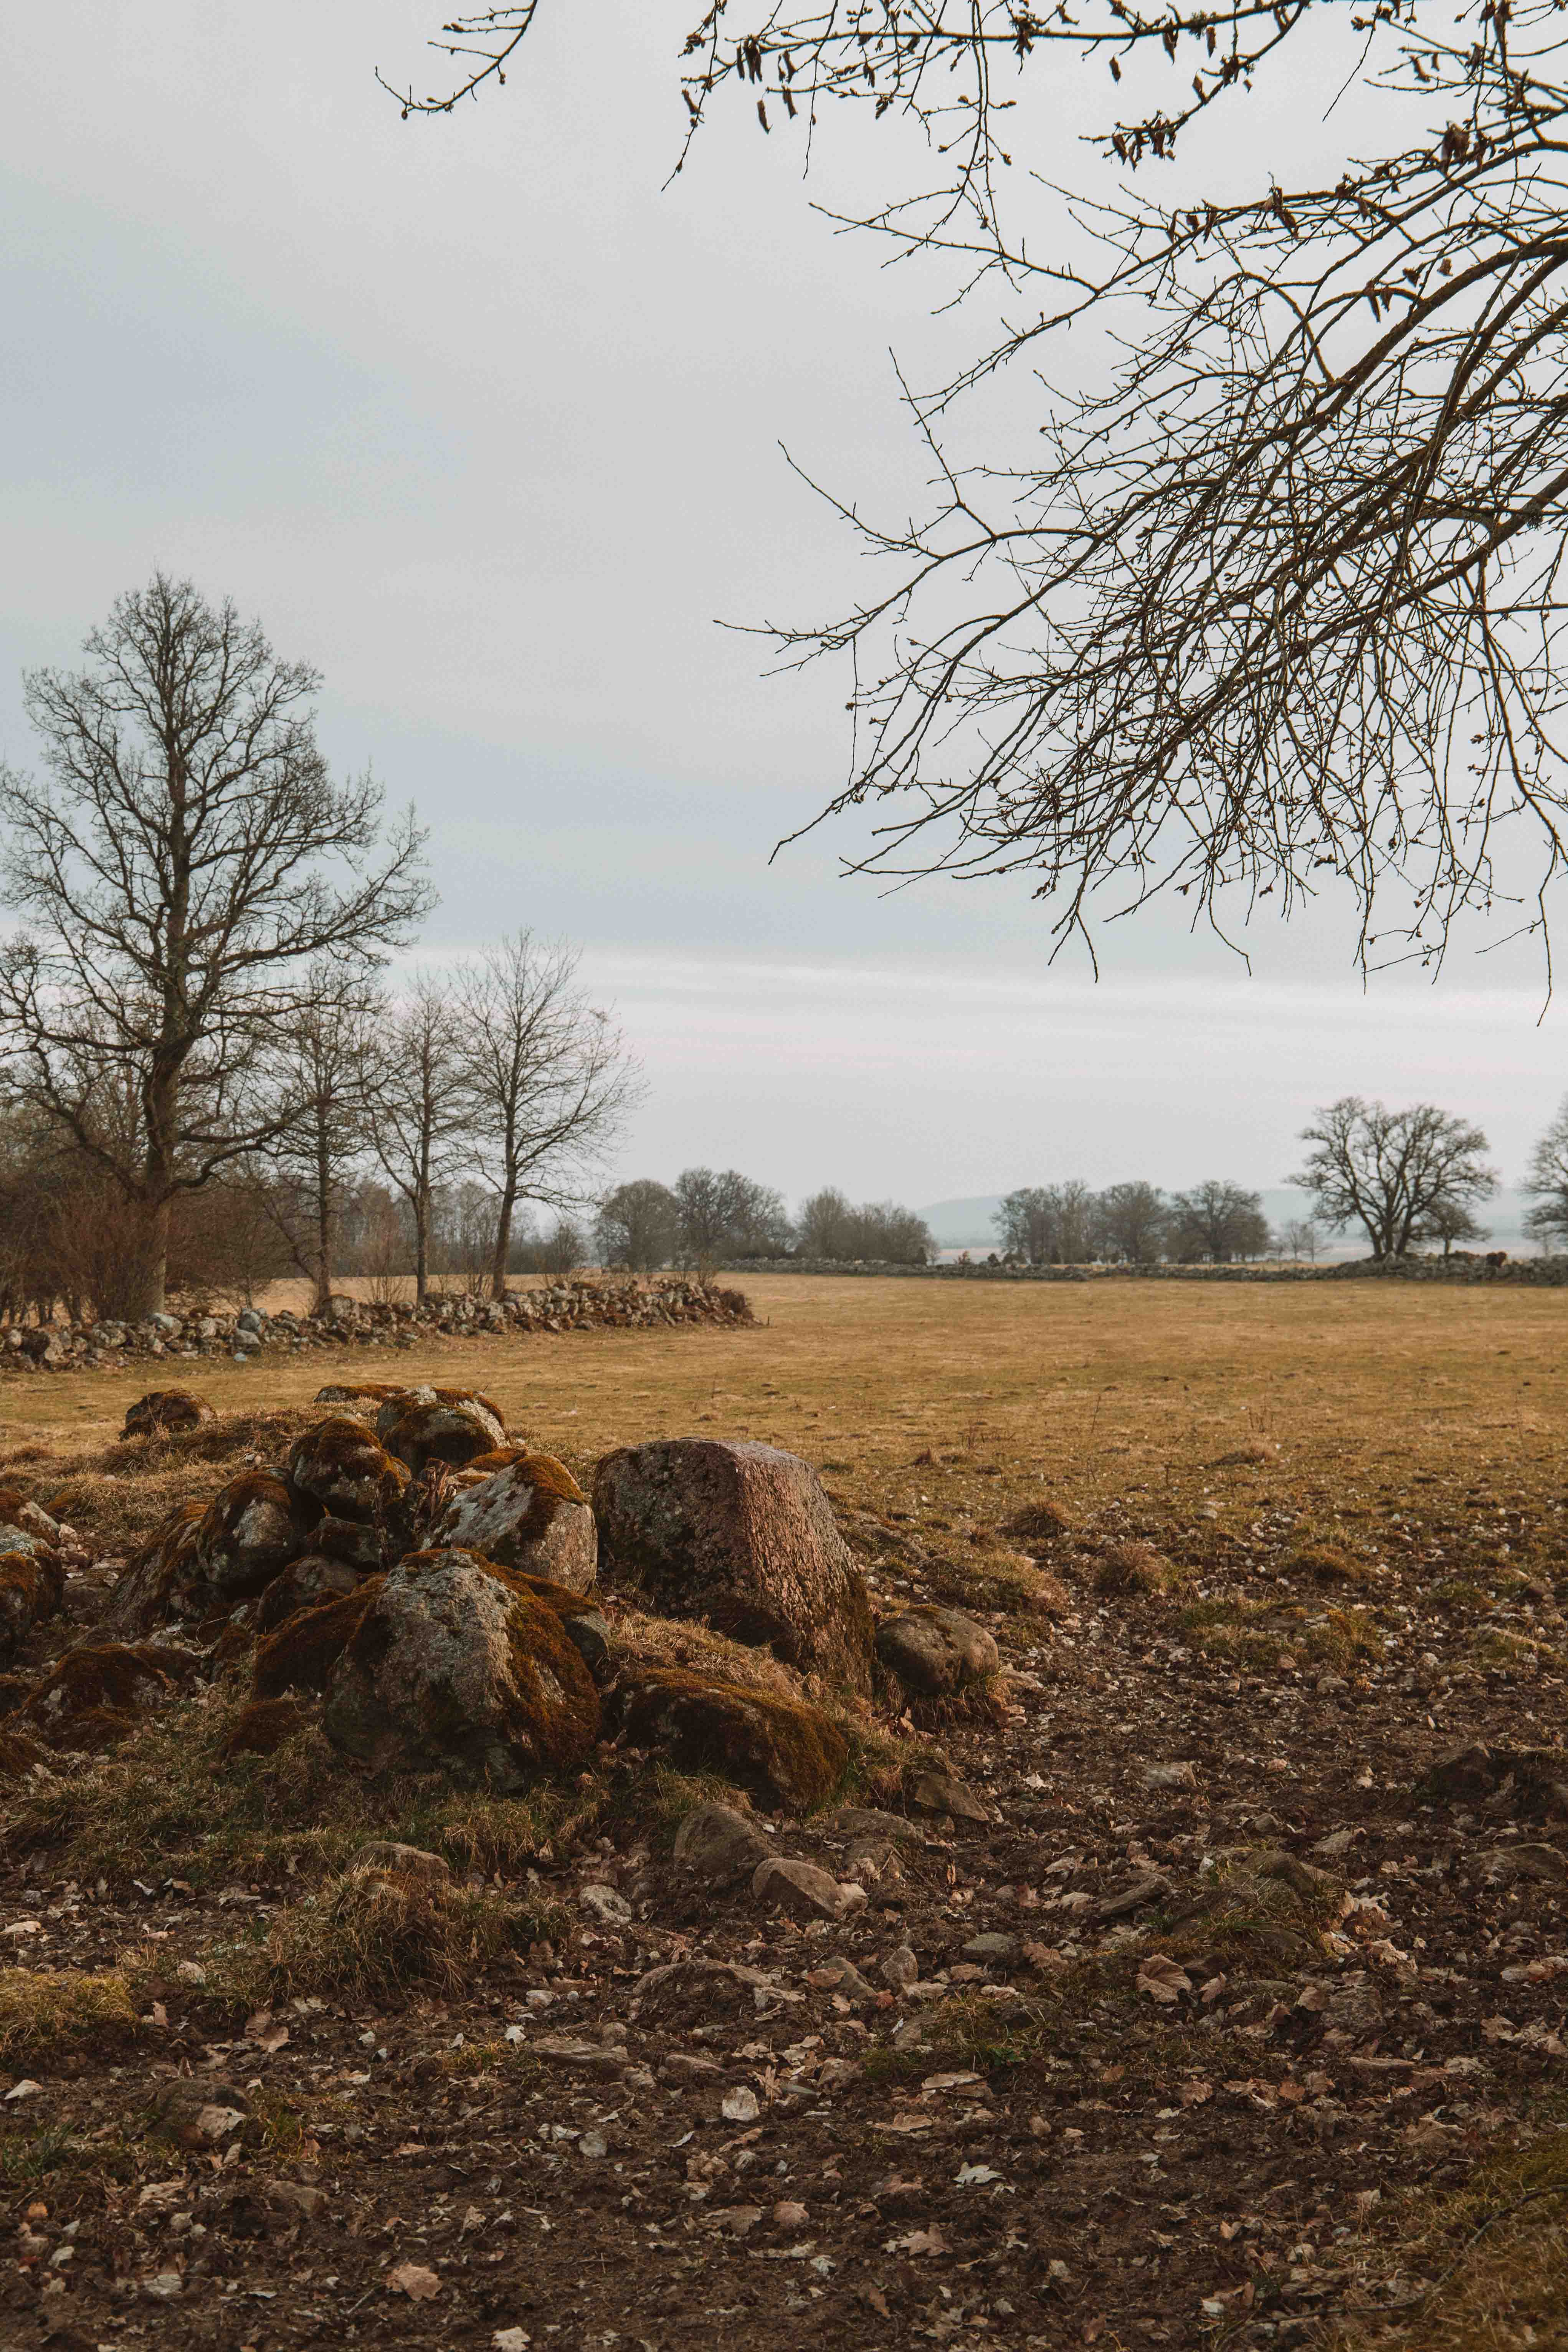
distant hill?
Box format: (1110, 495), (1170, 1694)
(919, 1187), (1535, 1258)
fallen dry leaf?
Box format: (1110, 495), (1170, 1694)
(388, 2262), (441, 2301)
(1136, 1953), (1192, 2005)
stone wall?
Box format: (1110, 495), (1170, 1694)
(1, 1277), (754, 1374)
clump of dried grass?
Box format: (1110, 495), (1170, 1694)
(0, 1967), (140, 2062)
(1093, 1539), (1172, 1597)
(262, 1864), (549, 2000)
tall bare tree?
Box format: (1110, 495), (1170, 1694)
(258, 963), (383, 1313)
(0, 575), (430, 1315)
(1293, 1099), (1497, 1261)
(455, 933), (638, 1301)
(368, 974), (471, 1303)
(382, 5), (1568, 973)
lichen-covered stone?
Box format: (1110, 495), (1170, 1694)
(286, 1417), (408, 1525)
(98, 1501), (207, 1638)
(0, 1550), (63, 1667)
(310, 1515), (386, 1572)
(376, 1388), (507, 1474)
(0, 1483), (61, 1560)
(255, 1554), (362, 1635)
(593, 1439), (873, 1693)
(433, 1452), (596, 1591)
(193, 1469), (317, 1603)
(121, 1389), (216, 1440)
(875, 1605), (1000, 1697)
(322, 1548), (599, 1789)
(252, 1580), (385, 1698)
(610, 1664), (849, 1812)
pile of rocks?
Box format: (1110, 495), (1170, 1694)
(0, 1391), (998, 1864)
(0, 1277), (753, 1374)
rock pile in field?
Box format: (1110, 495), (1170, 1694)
(0, 1382), (975, 1880)
(2, 1276), (753, 1377)
(593, 1438), (875, 1693)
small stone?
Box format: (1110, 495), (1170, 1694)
(907, 1771), (988, 1822)
(531, 2036), (629, 2078)
(881, 1944), (920, 1990)
(672, 1802), (773, 1890)
(752, 1856), (864, 1921)
(579, 1883), (634, 1927)
(961, 1931), (1019, 1967)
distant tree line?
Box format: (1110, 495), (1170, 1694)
(596, 1174), (935, 1273)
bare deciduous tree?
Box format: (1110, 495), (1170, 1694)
(1293, 1098), (1497, 1261)
(0, 575), (430, 1315)
(368, 975), (471, 1303)
(597, 1178), (680, 1272)
(1168, 1180), (1271, 1265)
(1523, 1097), (1568, 1249)
(382, 4), (1568, 974)
(455, 933), (638, 1301)
(258, 964), (383, 1313)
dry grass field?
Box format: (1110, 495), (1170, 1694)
(0, 1274), (1566, 2352)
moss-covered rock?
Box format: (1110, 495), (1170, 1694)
(593, 1439), (873, 1694)
(252, 1581), (385, 1699)
(322, 1548), (599, 1790)
(434, 1452), (596, 1592)
(0, 1484), (61, 1561)
(610, 1664), (849, 1812)
(0, 1550), (64, 1668)
(875, 1604), (1000, 1697)
(193, 1469), (317, 1603)
(255, 1554), (362, 1636)
(121, 1390), (217, 1440)
(286, 1417), (408, 1525)
(376, 1388), (507, 1475)
(97, 1502), (207, 1640)
(19, 1642), (192, 1746)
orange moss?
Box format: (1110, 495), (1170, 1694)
(223, 1695), (317, 1757)
(253, 1579), (385, 1700)
(613, 1665), (849, 1813)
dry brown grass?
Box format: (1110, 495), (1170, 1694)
(2, 1274), (1564, 1585)
(0, 1966), (140, 2063)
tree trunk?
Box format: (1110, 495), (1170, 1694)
(415, 1191), (430, 1302)
(124, 1194), (172, 1320)
(490, 1181), (518, 1302)
(313, 1175), (333, 1313)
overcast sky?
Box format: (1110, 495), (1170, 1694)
(2, 5), (1563, 1210)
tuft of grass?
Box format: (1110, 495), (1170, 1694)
(260, 1866), (550, 2001)
(1325, 2124), (1568, 2352)
(0, 1967), (140, 2063)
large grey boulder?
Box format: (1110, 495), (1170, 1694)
(322, 1548), (599, 1789)
(592, 1439), (872, 1693)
